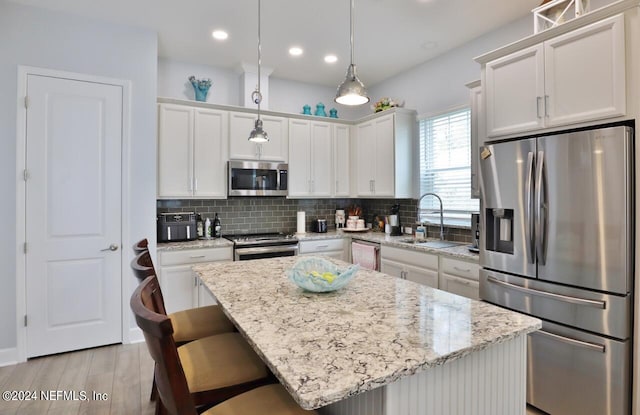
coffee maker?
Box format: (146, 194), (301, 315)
(389, 204), (402, 236)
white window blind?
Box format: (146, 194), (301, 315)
(419, 108), (478, 221)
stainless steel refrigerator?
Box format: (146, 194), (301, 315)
(479, 125), (634, 415)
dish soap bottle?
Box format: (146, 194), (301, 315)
(205, 217), (212, 239)
(213, 213), (221, 238)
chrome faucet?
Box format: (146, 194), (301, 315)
(417, 193), (445, 240)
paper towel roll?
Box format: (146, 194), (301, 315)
(297, 211), (306, 234)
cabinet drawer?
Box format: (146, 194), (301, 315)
(380, 245), (438, 270)
(440, 273), (480, 300)
(159, 247), (233, 266)
(440, 257), (480, 281)
(299, 238), (345, 254)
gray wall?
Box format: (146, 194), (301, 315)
(0, 1), (158, 351)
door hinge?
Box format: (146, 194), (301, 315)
(23, 242), (28, 254)
(24, 315), (27, 327)
(23, 169), (30, 181)
(24, 96), (29, 109)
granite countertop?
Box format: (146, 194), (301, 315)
(157, 237), (234, 251)
(193, 257), (540, 410)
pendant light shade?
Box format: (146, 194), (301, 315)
(335, 0), (369, 106)
(249, 0), (268, 142)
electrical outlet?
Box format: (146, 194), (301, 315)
(404, 226), (412, 234)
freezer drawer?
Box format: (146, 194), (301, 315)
(528, 320), (630, 415)
(480, 269), (631, 339)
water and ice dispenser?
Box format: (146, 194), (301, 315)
(485, 208), (514, 254)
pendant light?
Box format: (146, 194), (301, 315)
(335, 0), (369, 106)
(248, 0), (268, 142)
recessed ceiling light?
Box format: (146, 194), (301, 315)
(212, 30), (228, 40)
(289, 47), (303, 56)
(324, 54), (338, 63)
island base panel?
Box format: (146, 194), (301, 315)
(318, 335), (526, 415)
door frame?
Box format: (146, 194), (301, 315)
(15, 66), (132, 362)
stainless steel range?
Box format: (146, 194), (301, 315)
(224, 233), (299, 261)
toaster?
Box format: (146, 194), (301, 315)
(157, 212), (198, 242)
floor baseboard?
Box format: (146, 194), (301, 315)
(0, 347), (20, 367)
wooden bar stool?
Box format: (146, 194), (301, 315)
(131, 276), (317, 415)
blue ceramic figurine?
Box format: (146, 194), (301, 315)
(329, 108), (338, 118)
(302, 104), (312, 115)
(189, 76), (212, 102)
(315, 103), (327, 117)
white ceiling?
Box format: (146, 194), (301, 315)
(9, 0), (541, 87)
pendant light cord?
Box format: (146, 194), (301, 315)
(350, 0), (354, 66)
(257, 0), (262, 117)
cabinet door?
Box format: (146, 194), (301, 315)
(288, 119), (311, 197)
(544, 14), (625, 127)
(404, 263), (438, 288)
(158, 104), (193, 198)
(259, 115), (289, 162)
(333, 124), (350, 197)
(373, 114), (395, 196)
(440, 273), (480, 300)
(485, 44), (545, 137)
(380, 258), (405, 279)
(229, 112), (259, 159)
(310, 122), (332, 197)
(356, 121), (376, 196)
(198, 279), (218, 306)
(158, 265), (197, 314)
(193, 108), (228, 198)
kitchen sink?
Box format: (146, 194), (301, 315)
(397, 239), (461, 249)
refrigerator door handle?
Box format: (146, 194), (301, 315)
(531, 330), (606, 353)
(486, 276), (606, 309)
(525, 151), (535, 263)
(535, 150), (547, 265)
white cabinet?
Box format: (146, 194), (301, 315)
(355, 110), (415, 198)
(438, 257), (480, 300)
(157, 246), (233, 313)
(333, 124), (351, 197)
(157, 104), (228, 198)
(484, 14), (625, 137)
(467, 80), (483, 199)
(288, 119), (332, 197)
(299, 238), (347, 262)
(380, 245), (439, 288)
(229, 112), (289, 161)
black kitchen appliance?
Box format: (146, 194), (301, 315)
(157, 212), (198, 242)
(312, 219), (328, 233)
(224, 233), (298, 261)
(228, 160), (288, 196)
(389, 204), (402, 236)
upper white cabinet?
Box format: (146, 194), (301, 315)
(484, 13), (625, 137)
(288, 119), (333, 198)
(157, 104), (228, 199)
(355, 110), (415, 198)
(333, 124), (351, 197)
(229, 112), (289, 161)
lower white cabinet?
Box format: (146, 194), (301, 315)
(439, 257), (480, 300)
(157, 246), (233, 313)
(299, 238), (347, 262)
(380, 246), (439, 288)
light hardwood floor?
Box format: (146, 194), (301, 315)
(0, 343), (155, 415)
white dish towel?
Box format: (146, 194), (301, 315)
(352, 242), (378, 271)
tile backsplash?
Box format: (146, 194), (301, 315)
(157, 197), (471, 242)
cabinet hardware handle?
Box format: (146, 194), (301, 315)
(100, 244), (119, 252)
(194, 276), (198, 287)
(453, 266), (471, 273)
(544, 95), (549, 117)
(194, 178), (198, 192)
(189, 177), (194, 191)
(316, 245), (329, 249)
(336, 180), (339, 193)
(536, 96), (542, 119)
(189, 255), (206, 259)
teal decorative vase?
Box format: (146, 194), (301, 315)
(329, 108), (338, 118)
(302, 105), (312, 115)
(315, 103), (327, 117)
(189, 76), (212, 102)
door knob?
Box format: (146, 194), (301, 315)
(101, 244), (119, 252)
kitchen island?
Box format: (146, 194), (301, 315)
(193, 257), (540, 415)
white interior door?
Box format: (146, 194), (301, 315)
(25, 74), (123, 358)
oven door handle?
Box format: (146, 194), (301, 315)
(486, 276), (606, 309)
(235, 245), (299, 256)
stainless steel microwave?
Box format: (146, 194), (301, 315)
(228, 160), (288, 196)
